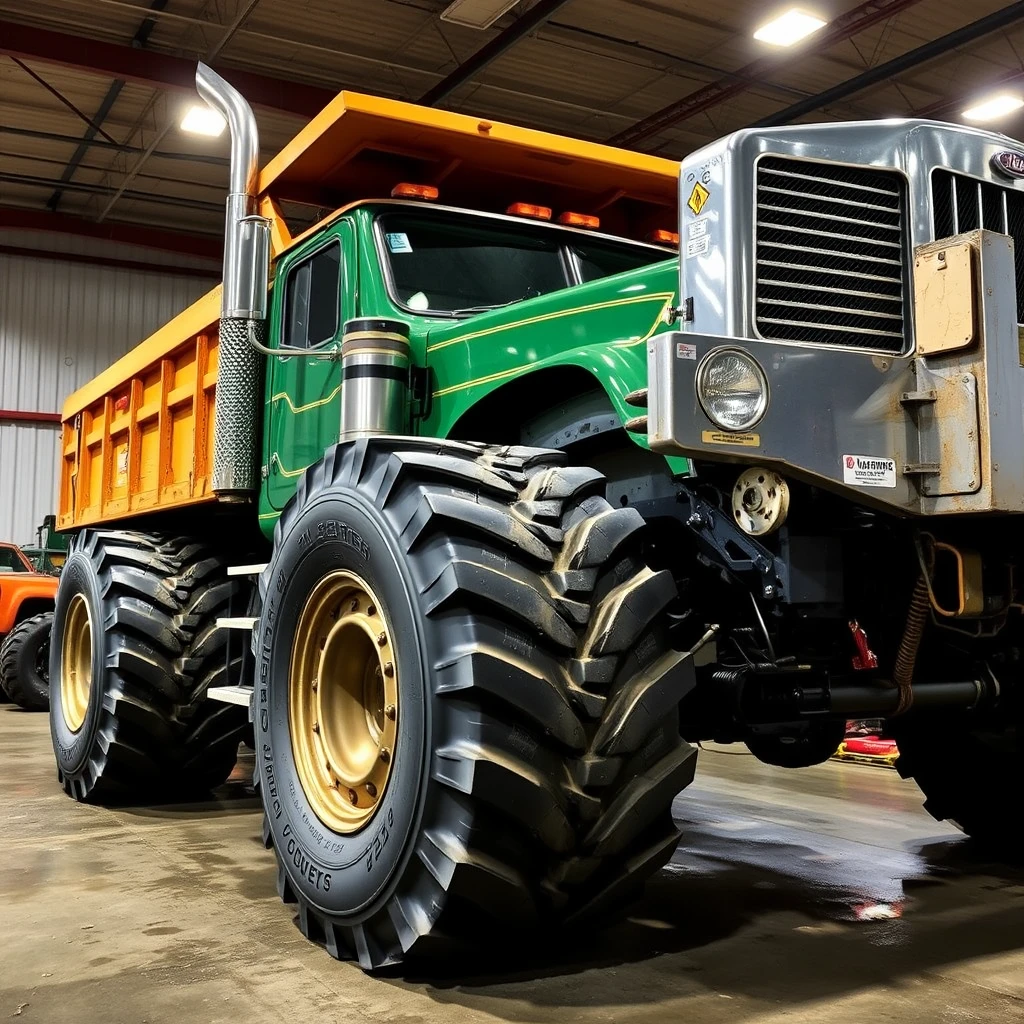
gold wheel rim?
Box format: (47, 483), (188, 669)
(289, 571), (399, 834)
(61, 593), (93, 733)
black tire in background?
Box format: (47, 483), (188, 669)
(50, 530), (249, 802)
(893, 719), (1022, 845)
(0, 612), (53, 711)
(257, 438), (697, 969)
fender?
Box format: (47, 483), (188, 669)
(423, 258), (680, 454)
(0, 574), (58, 635)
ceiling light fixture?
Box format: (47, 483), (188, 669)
(962, 93), (1024, 123)
(180, 104), (227, 137)
(440, 0), (520, 30)
(753, 8), (827, 47)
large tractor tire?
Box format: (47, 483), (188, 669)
(892, 720), (1022, 845)
(257, 438), (697, 969)
(0, 612), (53, 711)
(50, 530), (249, 802)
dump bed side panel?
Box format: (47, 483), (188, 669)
(58, 299), (222, 530)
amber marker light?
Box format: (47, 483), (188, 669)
(391, 183), (440, 200)
(558, 212), (600, 229)
(648, 229), (680, 247)
(506, 202), (552, 220)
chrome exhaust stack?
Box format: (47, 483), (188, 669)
(195, 61), (270, 499)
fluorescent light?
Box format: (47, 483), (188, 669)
(962, 93), (1024, 123)
(753, 8), (827, 46)
(180, 104), (226, 137)
(440, 0), (520, 29)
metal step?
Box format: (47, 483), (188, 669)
(206, 685), (253, 707)
(216, 616), (258, 630)
(227, 563), (268, 577)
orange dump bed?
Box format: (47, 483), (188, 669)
(58, 290), (222, 529)
(58, 90), (680, 530)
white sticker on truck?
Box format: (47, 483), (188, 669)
(686, 235), (710, 258)
(842, 454), (897, 488)
(386, 232), (413, 253)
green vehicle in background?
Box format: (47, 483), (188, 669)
(20, 516), (68, 575)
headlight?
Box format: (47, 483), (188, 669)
(696, 348), (769, 432)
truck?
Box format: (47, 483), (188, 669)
(48, 62), (1023, 969)
(21, 515), (69, 574)
(0, 541), (57, 710)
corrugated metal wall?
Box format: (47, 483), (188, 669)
(0, 231), (215, 545)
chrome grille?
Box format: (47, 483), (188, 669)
(932, 169), (1024, 322)
(755, 156), (907, 353)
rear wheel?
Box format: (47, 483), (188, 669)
(257, 438), (697, 969)
(0, 612), (53, 711)
(49, 530), (248, 801)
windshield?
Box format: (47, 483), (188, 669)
(0, 546), (30, 573)
(377, 208), (670, 316)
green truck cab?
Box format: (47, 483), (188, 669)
(261, 201), (682, 518)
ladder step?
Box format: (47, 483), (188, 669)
(227, 563), (269, 576)
(207, 685), (253, 707)
(216, 616), (258, 630)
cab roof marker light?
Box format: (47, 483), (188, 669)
(962, 93), (1024, 122)
(392, 183), (439, 200)
(506, 202), (552, 220)
(648, 229), (679, 247)
(753, 8), (827, 46)
(558, 212), (600, 229)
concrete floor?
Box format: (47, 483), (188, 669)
(3, 706), (1024, 1024)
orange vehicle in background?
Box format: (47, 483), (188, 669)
(0, 542), (57, 710)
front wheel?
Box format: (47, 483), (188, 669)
(257, 438), (697, 969)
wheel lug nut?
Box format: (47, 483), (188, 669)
(383, 662), (394, 677)
(380, 747), (391, 764)
(348, 789), (358, 805)
(365, 782), (377, 798)
(385, 704), (396, 720)
(312, 722), (320, 734)
(350, 598), (359, 611)
(367, 604), (376, 616)
(377, 632), (387, 647)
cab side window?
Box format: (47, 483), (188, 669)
(283, 241), (342, 348)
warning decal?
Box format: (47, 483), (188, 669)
(687, 181), (710, 216)
(701, 429), (759, 447)
(842, 454), (897, 488)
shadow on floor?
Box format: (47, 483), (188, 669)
(392, 833), (1024, 1012)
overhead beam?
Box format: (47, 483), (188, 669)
(607, 0), (927, 148)
(48, 0), (169, 211)
(420, 0), (574, 105)
(0, 124), (229, 165)
(0, 206), (221, 259)
(0, 18), (333, 118)
(0, 171), (222, 212)
(754, 0), (1024, 126)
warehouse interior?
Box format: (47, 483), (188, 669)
(4, 1), (1024, 1022)
(4, 0), (1024, 541)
